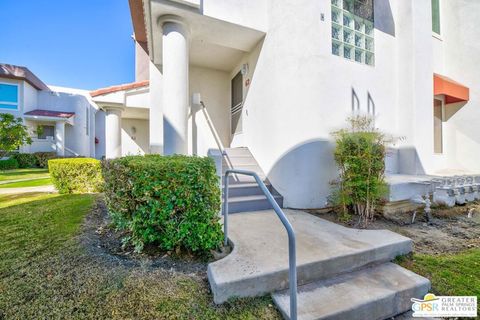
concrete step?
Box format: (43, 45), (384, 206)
(223, 155), (260, 166)
(226, 194), (284, 214)
(223, 173), (267, 184)
(224, 182), (268, 197)
(223, 147), (252, 157)
(222, 164), (265, 174)
(272, 263), (430, 320)
(208, 210), (413, 304)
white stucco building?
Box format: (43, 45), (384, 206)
(0, 64), (98, 157)
(6, 0), (479, 210)
(95, 0), (477, 210)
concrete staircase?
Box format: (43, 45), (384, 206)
(208, 210), (430, 320)
(222, 147), (283, 213)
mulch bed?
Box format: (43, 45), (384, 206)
(308, 202), (480, 255)
(79, 197), (209, 275)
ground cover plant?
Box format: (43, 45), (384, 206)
(331, 115), (388, 225)
(102, 155), (223, 255)
(49, 158), (103, 193)
(0, 192), (280, 319)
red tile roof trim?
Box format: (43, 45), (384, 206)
(24, 109), (75, 119)
(90, 80), (149, 97)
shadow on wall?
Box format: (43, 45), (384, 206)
(266, 139), (338, 209)
(374, 0), (395, 36)
(397, 146), (426, 175)
(163, 117), (187, 155)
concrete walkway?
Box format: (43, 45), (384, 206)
(0, 185), (56, 194)
(208, 209), (430, 319)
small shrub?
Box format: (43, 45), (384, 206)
(11, 153), (38, 168)
(102, 155), (223, 255)
(0, 158), (19, 170)
(49, 158), (103, 194)
(35, 152), (57, 168)
(331, 115), (388, 226)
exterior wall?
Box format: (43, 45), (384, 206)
(135, 41), (150, 81)
(95, 110), (106, 159)
(437, 0), (480, 172)
(121, 118), (150, 155)
(37, 89), (97, 157)
(188, 66), (230, 156)
(140, 0), (480, 208)
(201, 0), (268, 32)
(233, 0), (400, 208)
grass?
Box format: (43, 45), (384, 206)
(0, 177), (52, 188)
(0, 168), (49, 182)
(398, 250), (480, 298)
(0, 193), (280, 319)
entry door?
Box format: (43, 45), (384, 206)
(231, 71), (243, 135)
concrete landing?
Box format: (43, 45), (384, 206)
(272, 263), (430, 320)
(208, 209), (413, 304)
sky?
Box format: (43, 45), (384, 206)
(0, 0), (135, 90)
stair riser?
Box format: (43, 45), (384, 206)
(274, 281), (430, 320)
(224, 186), (267, 197)
(227, 197), (284, 214)
(223, 148), (252, 157)
(223, 175), (267, 184)
(209, 240), (411, 303)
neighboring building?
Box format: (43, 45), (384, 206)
(0, 64), (98, 157)
(110, 0), (479, 209)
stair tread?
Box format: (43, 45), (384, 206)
(224, 182), (270, 188)
(227, 194), (282, 202)
(272, 263), (430, 320)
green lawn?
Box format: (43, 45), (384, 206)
(0, 193), (279, 319)
(399, 250), (480, 298)
(0, 168), (49, 182)
(0, 177), (52, 188)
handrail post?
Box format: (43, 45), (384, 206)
(223, 172), (229, 246)
(223, 169), (297, 320)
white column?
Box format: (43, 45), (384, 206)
(161, 16), (189, 155)
(104, 107), (123, 159)
(55, 121), (65, 157)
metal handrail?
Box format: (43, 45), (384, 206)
(223, 169), (297, 320)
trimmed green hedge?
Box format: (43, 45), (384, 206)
(102, 155), (222, 254)
(10, 152), (57, 168)
(0, 158), (19, 170)
(49, 158), (103, 194)
(11, 153), (37, 168)
(34, 152), (57, 168)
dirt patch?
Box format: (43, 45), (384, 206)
(79, 197), (210, 275)
(308, 202), (480, 255)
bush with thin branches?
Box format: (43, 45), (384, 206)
(331, 115), (388, 226)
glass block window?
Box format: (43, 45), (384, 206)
(431, 0), (440, 34)
(331, 0), (374, 66)
(0, 83), (19, 110)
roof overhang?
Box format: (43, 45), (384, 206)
(0, 64), (50, 91)
(434, 73), (470, 104)
(24, 109), (75, 125)
(143, 0), (266, 71)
